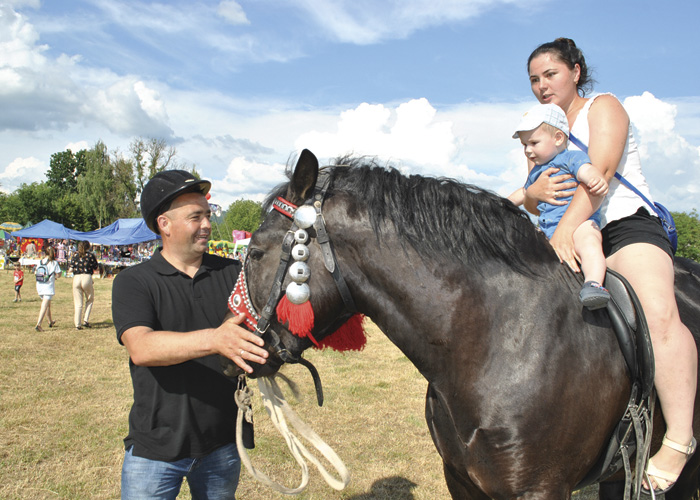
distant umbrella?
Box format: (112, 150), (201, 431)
(0, 222), (22, 231)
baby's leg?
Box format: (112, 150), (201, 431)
(573, 220), (606, 285)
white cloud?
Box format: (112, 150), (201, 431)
(0, 4), (174, 139)
(292, 0), (523, 44)
(217, 0), (249, 25)
(624, 92), (700, 210)
(65, 140), (89, 153)
(295, 98), (455, 170)
(0, 156), (45, 193)
(212, 157), (287, 205)
(1, 4), (699, 217)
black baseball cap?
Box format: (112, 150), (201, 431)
(140, 170), (211, 234)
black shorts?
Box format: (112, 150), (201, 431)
(601, 207), (674, 259)
(14, 284), (22, 292)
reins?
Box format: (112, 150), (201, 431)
(235, 374), (350, 494)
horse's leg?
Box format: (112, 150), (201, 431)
(443, 462), (489, 500)
(426, 384), (487, 499)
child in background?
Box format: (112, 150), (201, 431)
(508, 103), (610, 309)
(13, 264), (24, 302)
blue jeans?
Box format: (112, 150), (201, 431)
(121, 443), (241, 499)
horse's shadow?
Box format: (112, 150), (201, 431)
(346, 476), (418, 500)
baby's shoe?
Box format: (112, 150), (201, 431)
(579, 281), (610, 310)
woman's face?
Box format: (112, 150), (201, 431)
(528, 53), (580, 110)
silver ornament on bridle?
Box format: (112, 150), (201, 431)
(293, 205), (317, 229)
(291, 244), (309, 261)
(284, 205), (317, 304)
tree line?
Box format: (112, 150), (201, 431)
(0, 138), (264, 236)
(0, 139), (697, 259)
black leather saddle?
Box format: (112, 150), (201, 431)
(576, 269), (655, 490)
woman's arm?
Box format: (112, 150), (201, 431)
(549, 95), (630, 270)
(587, 95), (629, 179)
(523, 166), (577, 214)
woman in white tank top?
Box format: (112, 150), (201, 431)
(524, 38), (696, 495)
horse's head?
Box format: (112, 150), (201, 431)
(226, 149), (366, 399)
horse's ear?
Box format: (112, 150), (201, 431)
(288, 149), (319, 204)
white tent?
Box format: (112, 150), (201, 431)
(233, 238), (250, 253)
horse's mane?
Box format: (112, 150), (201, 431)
(265, 155), (555, 275)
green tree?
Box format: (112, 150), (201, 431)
(674, 210), (700, 262)
(130, 137), (178, 193)
(112, 154), (139, 219)
(10, 182), (56, 225)
(218, 199), (263, 237)
(77, 141), (116, 228)
(52, 192), (94, 231)
(46, 149), (87, 193)
(0, 191), (24, 223)
(75, 142), (140, 227)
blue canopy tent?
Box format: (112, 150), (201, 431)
(12, 219), (82, 240)
(78, 218), (159, 245)
(13, 218), (159, 245)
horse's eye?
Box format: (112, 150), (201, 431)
(248, 248), (264, 261)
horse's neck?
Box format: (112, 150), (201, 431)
(346, 241), (492, 379)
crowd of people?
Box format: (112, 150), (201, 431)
(5, 239), (155, 330)
(5, 236), (246, 336)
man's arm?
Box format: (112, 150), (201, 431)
(121, 312), (268, 374)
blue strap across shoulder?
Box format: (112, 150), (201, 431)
(568, 132), (677, 253)
(568, 133), (660, 219)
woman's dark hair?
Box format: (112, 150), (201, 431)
(78, 240), (89, 257)
(527, 37), (594, 97)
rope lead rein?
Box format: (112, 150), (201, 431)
(235, 375), (351, 494)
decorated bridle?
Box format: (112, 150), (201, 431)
(228, 170), (365, 404)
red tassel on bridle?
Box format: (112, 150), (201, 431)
(319, 313), (366, 352)
(276, 295), (317, 345)
(276, 296), (366, 352)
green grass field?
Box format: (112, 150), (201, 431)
(0, 267), (601, 499)
(0, 268), (451, 499)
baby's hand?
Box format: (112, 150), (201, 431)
(587, 176), (609, 196)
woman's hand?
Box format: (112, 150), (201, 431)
(549, 225), (580, 273)
(525, 167), (577, 206)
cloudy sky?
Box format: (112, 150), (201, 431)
(2, 0), (699, 213)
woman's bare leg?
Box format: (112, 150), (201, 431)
(607, 243), (697, 487)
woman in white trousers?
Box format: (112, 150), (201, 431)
(68, 241), (99, 330)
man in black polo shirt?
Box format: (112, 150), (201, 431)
(112, 170), (268, 499)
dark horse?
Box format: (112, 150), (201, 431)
(240, 150), (700, 499)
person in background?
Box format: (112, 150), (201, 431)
(68, 240), (99, 330)
(523, 37), (696, 495)
(13, 263), (24, 302)
(57, 240), (66, 261)
(112, 170), (268, 499)
(35, 247), (61, 332)
(25, 241), (36, 257)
